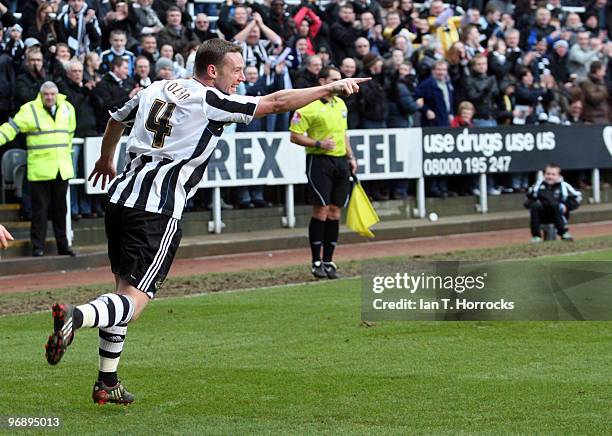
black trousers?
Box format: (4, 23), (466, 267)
(529, 201), (568, 237)
(30, 174), (69, 252)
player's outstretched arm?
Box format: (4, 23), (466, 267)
(254, 77), (370, 118)
(88, 117), (125, 189)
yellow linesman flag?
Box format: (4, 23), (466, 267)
(346, 181), (379, 238)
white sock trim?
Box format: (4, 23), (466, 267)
(99, 356), (120, 372)
(77, 304), (96, 328)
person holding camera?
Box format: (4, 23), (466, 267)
(23, 3), (59, 53)
(525, 164), (582, 243)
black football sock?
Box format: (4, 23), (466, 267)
(322, 219), (339, 262)
(98, 371), (118, 387)
(309, 217), (326, 263)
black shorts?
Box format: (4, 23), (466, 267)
(105, 202), (182, 298)
(306, 154), (352, 207)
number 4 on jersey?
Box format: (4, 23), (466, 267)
(145, 99), (176, 148)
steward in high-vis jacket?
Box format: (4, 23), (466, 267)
(0, 81), (76, 257)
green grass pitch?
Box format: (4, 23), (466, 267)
(0, 250), (611, 434)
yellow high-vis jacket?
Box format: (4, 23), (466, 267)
(0, 93), (75, 181)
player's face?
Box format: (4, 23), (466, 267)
(216, 52), (245, 94)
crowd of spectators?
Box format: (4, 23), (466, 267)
(0, 0), (611, 205)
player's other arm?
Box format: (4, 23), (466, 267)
(89, 117), (125, 189)
(255, 78), (370, 118)
(89, 90), (142, 188)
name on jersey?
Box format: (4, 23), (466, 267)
(165, 82), (191, 101)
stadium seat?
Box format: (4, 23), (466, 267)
(1, 149), (27, 203)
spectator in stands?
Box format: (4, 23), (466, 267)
(218, 3), (249, 42)
(4, 24), (24, 61)
(386, 64), (422, 200)
(515, 69), (552, 125)
(330, 4), (359, 65)
(415, 60), (454, 128)
(569, 31), (600, 81)
(83, 51), (102, 85)
(567, 98), (584, 124)
(293, 4), (322, 56)
(583, 13), (601, 38)
(56, 0), (101, 55)
(134, 56), (152, 87)
(287, 37), (308, 73)
(589, 0), (612, 35)
(193, 13), (217, 42)
(358, 53), (387, 129)
(154, 57), (174, 80)
(503, 28), (525, 77)
(485, 39), (510, 83)
(580, 61), (611, 124)
(234, 12), (282, 75)
(14, 48), (46, 108)
(339, 57), (360, 129)
(523, 7), (558, 51)
(159, 43), (186, 78)
(60, 59), (97, 138)
(386, 65), (421, 129)
(157, 6), (198, 56)
(100, 1), (132, 50)
(93, 57), (138, 131)
(525, 163), (581, 243)
(465, 54), (499, 127)
(100, 29), (136, 76)
(0, 81), (76, 256)
(481, 4), (502, 40)
(137, 34), (159, 65)
(549, 40), (571, 85)
(426, 0), (462, 53)
(354, 37), (371, 67)
(527, 37), (553, 82)
(461, 24), (484, 59)
(174, 0), (193, 30)
(416, 59), (455, 198)
(451, 101), (475, 128)
(130, 0), (163, 39)
(23, 3), (59, 53)
(293, 55), (322, 89)
(0, 223), (13, 249)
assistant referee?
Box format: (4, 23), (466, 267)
(290, 66), (357, 279)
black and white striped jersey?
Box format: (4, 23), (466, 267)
(108, 78), (260, 219)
